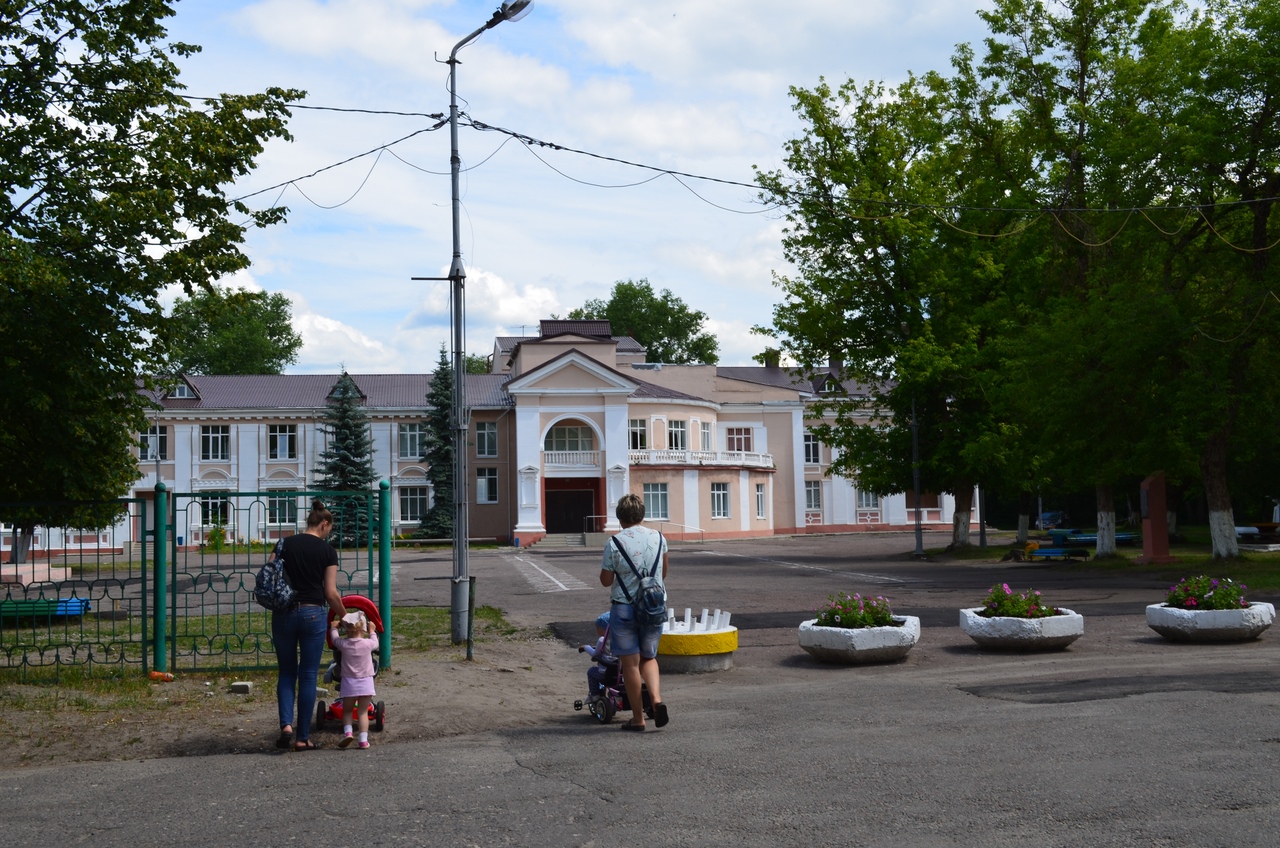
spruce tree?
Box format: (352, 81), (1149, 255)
(416, 346), (454, 539)
(316, 372), (378, 545)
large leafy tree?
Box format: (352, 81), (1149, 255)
(416, 346), (455, 540)
(315, 373), (377, 546)
(167, 286), (303, 374)
(0, 1), (300, 558)
(569, 278), (720, 364)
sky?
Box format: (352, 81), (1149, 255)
(163, 0), (994, 373)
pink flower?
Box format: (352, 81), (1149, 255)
(1187, 597), (1198, 607)
(1002, 583), (1012, 595)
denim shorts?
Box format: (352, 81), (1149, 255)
(609, 602), (662, 659)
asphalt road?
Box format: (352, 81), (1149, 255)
(5, 531), (1280, 847)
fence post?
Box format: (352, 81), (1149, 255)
(378, 480), (391, 669)
(153, 482), (168, 673)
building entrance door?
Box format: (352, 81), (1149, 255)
(545, 489), (594, 534)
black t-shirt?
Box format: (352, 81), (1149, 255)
(280, 533), (339, 605)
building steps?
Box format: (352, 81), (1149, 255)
(532, 533), (586, 549)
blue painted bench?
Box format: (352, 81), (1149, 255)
(0, 597), (91, 621)
(1028, 547), (1090, 561)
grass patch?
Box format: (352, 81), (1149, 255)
(388, 605), (521, 652)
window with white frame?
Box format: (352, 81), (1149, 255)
(268, 424), (296, 460)
(399, 423), (425, 459)
(628, 419), (648, 450)
(803, 431), (821, 465)
(726, 427), (752, 452)
(475, 422), (498, 457)
(201, 425), (230, 461)
(711, 482), (730, 518)
(168, 383), (194, 399)
(400, 486), (429, 522)
(544, 426), (594, 451)
(476, 468), (498, 503)
(667, 420), (687, 450)
(643, 483), (669, 520)
(805, 481), (822, 511)
(200, 493), (230, 525)
(857, 490), (881, 509)
(700, 422), (711, 450)
(268, 491), (299, 524)
(139, 426), (167, 461)
(755, 483), (767, 519)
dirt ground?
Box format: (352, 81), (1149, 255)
(0, 633), (586, 769)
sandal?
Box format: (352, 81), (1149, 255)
(275, 728), (294, 750)
(294, 739), (323, 751)
(619, 721), (645, 732)
(653, 702), (669, 728)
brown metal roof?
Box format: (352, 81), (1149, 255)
(148, 373), (513, 412)
(539, 319), (612, 337)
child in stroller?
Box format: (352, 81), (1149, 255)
(573, 611), (654, 724)
(315, 594), (386, 735)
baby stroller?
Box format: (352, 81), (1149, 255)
(315, 594), (386, 733)
(572, 620), (653, 724)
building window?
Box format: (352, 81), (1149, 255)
(268, 491), (299, 525)
(803, 431), (821, 465)
(476, 468), (498, 504)
(400, 486), (429, 522)
(805, 481), (823, 511)
(701, 422), (712, 450)
(642, 483), (669, 520)
(476, 422), (498, 457)
(201, 425), (230, 461)
(857, 490), (881, 510)
(200, 493), (230, 525)
(139, 426), (167, 461)
(168, 382), (194, 399)
(544, 426), (594, 451)
(268, 424), (296, 460)
(667, 421), (687, 450)
(399, 423), (425, 459)
(628, 419), (648, 450)
(726, 427), (752, 452)
(756, 483), (767, 519)
(711, 482), (729, 519)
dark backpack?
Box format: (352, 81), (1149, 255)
(610, 534), (666, 626)
(253, 540), (297, 612)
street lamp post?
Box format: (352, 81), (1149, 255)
(443, 1), (533, 644)
(911, 397), (925, 559)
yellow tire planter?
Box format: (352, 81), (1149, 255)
(658, 608), (737, 673)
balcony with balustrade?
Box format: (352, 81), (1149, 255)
(628, 449), (774, 469)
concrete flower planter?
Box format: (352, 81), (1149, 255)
(1145, 602), (1275, 643)
(798, 615), (920, 664)
(959, 607), (1084, 651)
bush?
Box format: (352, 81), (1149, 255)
(813, 592), (896, 628)
(977, 583), (1061, 619)
(1164, 576), (1249, 610)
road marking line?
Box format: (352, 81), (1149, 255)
(698, 550), (915, 584)
(504, 552), (591, 593)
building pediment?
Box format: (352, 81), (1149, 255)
(505, 351), (637, 397)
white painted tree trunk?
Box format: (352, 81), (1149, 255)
(1209, 510), (1239, 558)
(953, 509), (971, 546)
(1096, 483), (1116, 557)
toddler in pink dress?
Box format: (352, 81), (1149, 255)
(330, 609), (379, 749)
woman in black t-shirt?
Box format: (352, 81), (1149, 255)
(273, 501), (345, 751)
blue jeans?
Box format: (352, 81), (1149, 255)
(273, 605), (328, 740)
(609, 602), (662, 659)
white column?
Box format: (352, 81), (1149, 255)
(513, 404), (545, 534)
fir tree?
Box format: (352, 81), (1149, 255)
(416, 346), (454, 539)
(316, 372), (377, 545)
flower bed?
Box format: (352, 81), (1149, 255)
(799, 592), (919, 664)
(960, 584), (1082, 650)
(1147, 576), (1274, 642)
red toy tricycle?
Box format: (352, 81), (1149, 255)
(315, 594), (386, 733)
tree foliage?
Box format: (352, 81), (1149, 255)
(416, 346), (454, 539)
(315, 373), (377, 545)
(167, 286), (303, 375)
(0, 1), (301, 545)
(569, 278), (720, 364)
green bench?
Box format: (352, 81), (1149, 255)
(0, 597), (92, 622)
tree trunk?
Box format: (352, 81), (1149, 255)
(8, 525), (34, 564)
(1200, 428), (1239, 559)
(1096, 483), (1116, 557)
(1016, 491), (1032, 544)
(951, 485), (973, 547)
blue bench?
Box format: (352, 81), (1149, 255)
(0, 597), (91, 621)
(1028, 547), (1090, 561)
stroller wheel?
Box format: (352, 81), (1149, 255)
(590, 696), (615, 724)
(315, 700), (327, 730)
(373, 701), (385, 732)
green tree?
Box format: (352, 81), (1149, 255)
(167, 287), (303, 374)
(416, 346), (454, 540)
(0, 1), (300, 559)
(569, 278), (719, 364)
(315, 373), (377, 546)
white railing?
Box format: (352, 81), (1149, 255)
(629, 450), (773, 469)
(543, 450), (601, 467)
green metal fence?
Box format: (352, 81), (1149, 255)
(0, 482), (392, 679)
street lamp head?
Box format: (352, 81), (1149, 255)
(499, 1), (534, 22)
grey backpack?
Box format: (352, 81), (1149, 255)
(610, 534), (666, 626)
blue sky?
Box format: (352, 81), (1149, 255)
(163, 0), (993, 373)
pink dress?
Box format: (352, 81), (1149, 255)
(330, 629), (379, 698)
